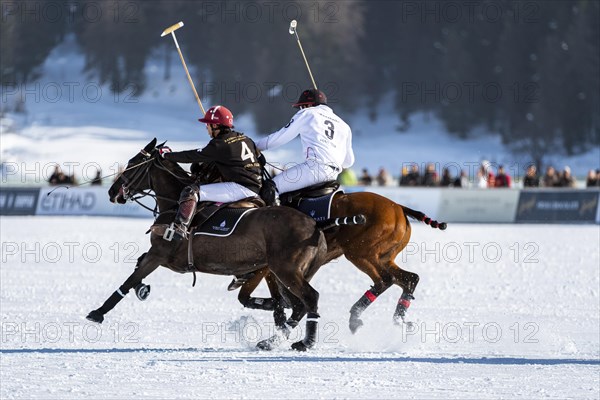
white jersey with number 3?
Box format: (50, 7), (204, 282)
(255, 105), (355, 170)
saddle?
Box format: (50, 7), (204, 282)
(280, 181), (341, 222)
(150, 196), (265, 238)
(280, 181), (340, 208)
(192, 197), (264, 237)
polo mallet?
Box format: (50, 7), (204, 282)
(289, 20), (318, 90)
(161, 21), (206, 115)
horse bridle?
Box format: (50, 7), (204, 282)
(119, 149), (155, 202)
(118, 147), (192, 215)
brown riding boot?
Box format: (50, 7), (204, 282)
(164, 185), (199, 241)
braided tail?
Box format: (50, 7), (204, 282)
(317, 214), (367, 231)
(401, 206), (447, 230)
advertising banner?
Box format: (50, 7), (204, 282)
(437, 189), (520, 223)
(0, 187), (40, 215)
(36, 187), (153, 217)
(516, 190), (600, 223)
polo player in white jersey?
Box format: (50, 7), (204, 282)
(255, 88), (355, 194)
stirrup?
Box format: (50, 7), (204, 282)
(227, 277), (247, 291)
(163, 222), (187, 242)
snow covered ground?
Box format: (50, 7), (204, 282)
(1, 217), (598, 399)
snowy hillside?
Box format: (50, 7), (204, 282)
(1, 35), (598, 184)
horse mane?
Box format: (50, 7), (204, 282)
(157, 152), (195, 186)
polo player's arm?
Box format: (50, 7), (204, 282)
(164, 141), (220, 164)
(255, 111), (308, 151)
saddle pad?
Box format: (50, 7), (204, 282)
(296, 189), (341, 222)
(194, 207), (256, 237)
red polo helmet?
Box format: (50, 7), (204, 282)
(198, 105), (234, 128)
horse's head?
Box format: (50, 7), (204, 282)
(108, 138), (163, 204)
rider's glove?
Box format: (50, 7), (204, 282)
(158, 146), (172, 158)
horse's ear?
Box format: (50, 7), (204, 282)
(144, 138), (157, 152)
(157, 140), (167, 148)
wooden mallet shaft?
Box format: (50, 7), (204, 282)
(161, 21), (206, 115)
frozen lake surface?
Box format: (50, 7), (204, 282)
(1, 217), (598, 399)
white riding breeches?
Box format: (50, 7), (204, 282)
(199, 182), (257, 203)
(272, 160), (339, 194)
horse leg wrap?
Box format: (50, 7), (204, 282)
(394, 293), (415, 322)
(87, 288), (130, 323)
(303, 312), (320, 347)
(292, 313), (319, 351)
(273, 303), (287, 330)
(244, 297), (276, 311)
(350, 290), (378, 316)
(349, 290), (378, 334)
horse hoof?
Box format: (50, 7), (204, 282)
(135, 283), (151, 301)
(256, 334), (283, 351)
(349, 318), (363, 334)
(291, 341), (309, 352)
(86, 310), (104, 324)
(256, 340), (273, 351)
(393, 316), (414, 329)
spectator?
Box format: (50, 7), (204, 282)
(559, 166), (576, 188)
(48, 165), (71, 186)
(376, 167), (391, 186)
(48, 165), (61, 185)
(359, 168), (373, 186)
(453, 170), (469, 188)
(586, 169), (598, 188)
(494, 165), (511, 188)
(523, 165), (540, 188)
(421, 163), (438, 187)
(91, 169), (103, 186)
(440, 168), (453, 187)
(337, 168), (358, 186)
(476, 160), (495, 188)
(542, 166), (560, 187)
(402, 164), (421, 186)
(399, 166), (409, 186)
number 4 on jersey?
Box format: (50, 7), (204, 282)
(241, 142), (256, 163)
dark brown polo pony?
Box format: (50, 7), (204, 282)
(86, 138), (329, 351)
(238, 186), (447, 333)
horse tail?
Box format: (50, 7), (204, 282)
(317, 214), (367, 231)
(401, 206), (447, 230)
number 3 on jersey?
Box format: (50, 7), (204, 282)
(324, 120), (335, 140)
(241, 142), (256, 163)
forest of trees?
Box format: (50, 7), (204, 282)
(1, 0), (598, 166)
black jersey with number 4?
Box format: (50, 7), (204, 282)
(164, 130), (262, 194)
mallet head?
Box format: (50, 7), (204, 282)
(161, 21), (184, 37)
(289, 20), (297, 35)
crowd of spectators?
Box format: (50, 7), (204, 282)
(338, 161), (600, 189)
(47, 165), (77, 185)
(47, 166), (103, 186)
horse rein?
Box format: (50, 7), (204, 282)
(118, 148), (192, 216)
